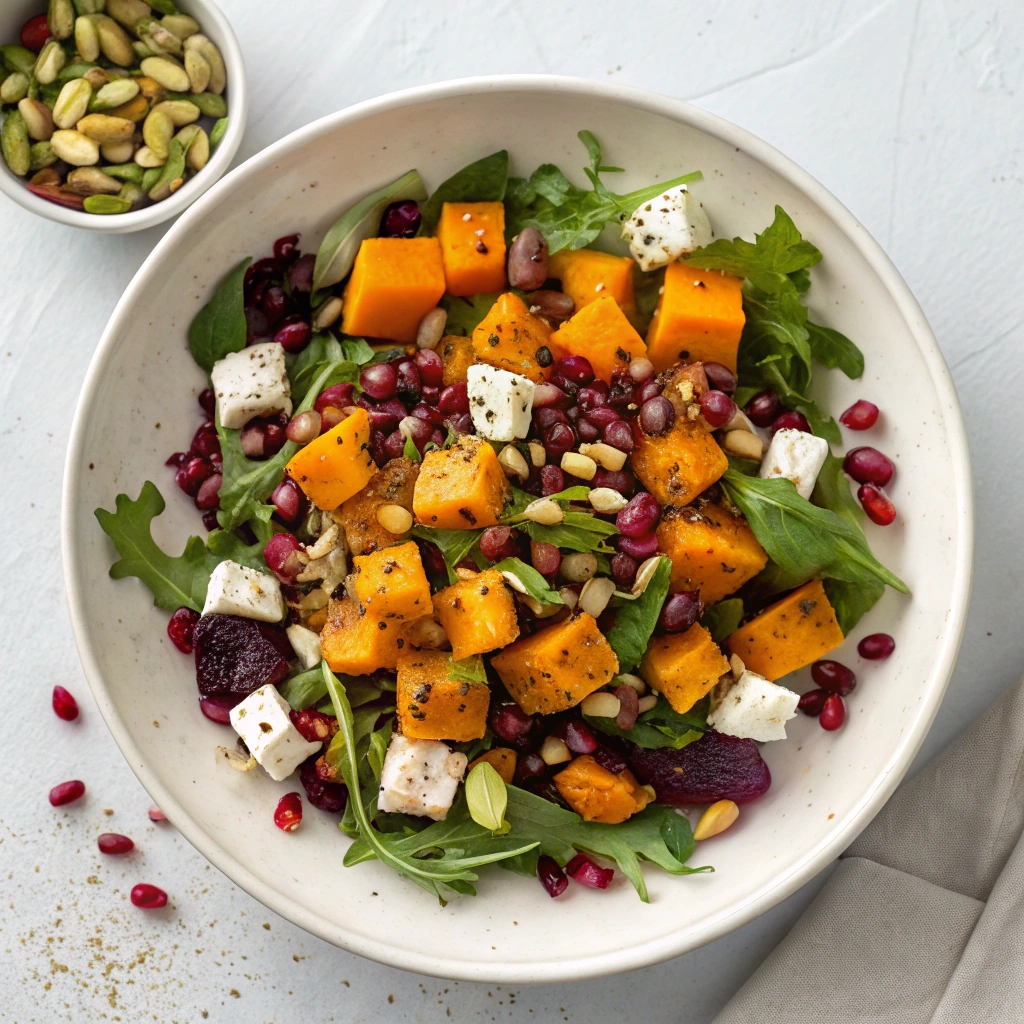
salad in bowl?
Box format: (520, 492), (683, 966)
(96, 129), (906, 905)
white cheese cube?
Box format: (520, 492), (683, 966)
(286, 623), (322, 669)
(467, 363), (535, 442)
(203, 560), (286, 622)
(229, 684), (321, 781)
(759, 428), (830, 499)
(378, 734), (468, 821)
(621, 184), (713, 271)
(707, 669), (799, 742)
(211, 342), (292, 429)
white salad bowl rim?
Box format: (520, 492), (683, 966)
(62, 74), (973, 982)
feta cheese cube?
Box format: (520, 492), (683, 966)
(286, 623), (322, 669)
(467, 363), (535, 442)
(229, 684), (321, 781)
(621, 184), (713, 271)
(759, 428), (830, 499)
(378, 734), (468, 821)
(203, 560), (286, 622)
(211, 342), (292, 429)
(707, 669), (799, 742)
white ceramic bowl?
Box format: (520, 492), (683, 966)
(62, 76), (973, 982)
(0, 0), (246, 233)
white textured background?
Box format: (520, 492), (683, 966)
(1, 1), (1022, 1021)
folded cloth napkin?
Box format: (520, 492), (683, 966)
(713, 677), (1024, 1023)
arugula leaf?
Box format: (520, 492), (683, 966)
(419, 151), (509, 234)
(824, 578), (884, 635)
(449, 654), (488, 684)
(279, 664), (329, 710)
(287, 332), (361, 407)
(812, 452), (862, 527)
(339, 336), (376, 364)
(502, 487), (618, 555)
(95, 481), (272, 612)
(410, 525), (482, 585)
(439, 293), (501, 336)
(503, 485), (592, 520)
(506, 130), (702, 253)
(313, 169), (427, 292)
(720, 466), (908, 594)
(700, 598), (744, 644)
(402, 434), (422, 462)
(490, 556), (564, 606)
(806, 321), (864, 378)
(586, 694), (708, 750)
(187, 257), (251, 372)
(605, 556), (672, 672)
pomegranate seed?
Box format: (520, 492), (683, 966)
(602, 420), (636, 452)
(414, 348), (444, 387)
(532, 383), (569, 408)
(514, 752), (548, 784)
(167, 607), (200, 654)
(270, 478), (303, 523)
(239, 423), (266, 457)
(530, 541), (561, 576)
(592, 468), (634, 496)
(261, 285), (288, 325)
(315, 383), (355, 414)
(584, 406), (621, 428)
(287, 254), (315, 294)
(537, 855), (568, 897)
(534, 406), (568, 432)
(811, 660), (857, 696)
(399, 415), (432, 449)
(844, 447), (895, 486)
(858, 633), (896, 660)
(286, 410), (322, 444)
(858, 483), (897, 525)
(52, 686), (79, 721)
(477, 526), (519, 564)
(659, 592), (700, 633)
(819, 694), (846, 731)
(699, 389), (738, 428)
(770, 410), (811, 434)
(361, 362), (398, 400)
(490, 703), (536, 746)
(130, 883), (168, 909)
(577, 384), (608, 411)
(840, 400), (879, 430)
(639, 396), (675, 435)
(577, 419), (601, 443)
(539, 465), (566, 496)
(437, 381), (470, 415)
(198, 389), (216, 415)
(273, 234), (300, 261)
(274, 318), (312, 353)
(263, 532), (304, 583)
(592, 747), (629, 774)
(98, 833), (134, 855)
(49, 780), (85, 806)
(798, 688), (829, 716)
(166, 451), (187, 468)
(745, 390), (780, 427)
(636, 379), (662, 405)
(411, 402), (446, 427)
(421, 385), (441, 406)
(194, 473), (222, 511)
(380, 200), (422, 238)
(383, 430), (406, 461)
(628, 357), (656, 382)
(189, 421), (220, 458)
(610, 552), (638, 586)
(556, 355), (594, 385)
(289, 708), (334, 743)
(616, 492), (660, 538)
(148, 805), (166, 822)
(395, 359), (422, 402)
(21, 14), (51, 52)
(566, 853), (614, 889)
(245, 306), (271, 344)
(274, 792), (303, 832)
(544, 422), (577, 460)
(198, 696), (238, 725)
(703, 362), (737, 393)
(564, 720), (599, 754)
(175, 456), (212, 496)
(617, 533), (659, 560)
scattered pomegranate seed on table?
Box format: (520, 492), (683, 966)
(98, 833), (135, 855)
(52, 686), (79, 721)
(858, 483), (897, 525)
(49, 780), (86, 807)
(858, 633), (896, 660)
(798, 689), (829, 717)
(274, 792), (303, 832)
(819, 695), (847, 731)
(811, 660), (857, 696)
(844, 446), (894, 486)
(131, 883), (168, 909)
(840, 400), (879, 430)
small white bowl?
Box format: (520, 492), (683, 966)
(0, 0), (246, 233)
(62, 77), (972, 982)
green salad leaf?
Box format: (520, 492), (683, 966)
(587, 694), (709, 750)
(505, 130), (702, 253)
(448, 654), (488, 684)
(465, 762), (510, 833)
(187, 257), (251, 373)
(605, 556), (672, 672)
(287, 331), (362, 407)
(410, 525), (482, 585)
(418, 151), (509, 234)
(440, 292), (502, 336)
(700, 598), (744, 644)
(490, 556), (564, 606)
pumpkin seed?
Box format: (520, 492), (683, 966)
(147, 136), (184, 199)
(96, 16), (136, 66)
(102, 160), (143, 182)
(152, 98), (199, 126)
(48, 0), (76, 40)
(578, 576), (616, 618)
(65, 165), (121, 195)
(182, 34), (224, 94)
(522, 497), (564, 525)
(1, 110), (31, 176)
(209, 115), (228, 148)
(89, 77), (138, 110)
(1, 73), (30, 104)
(498, 445), (530, 482)
(538, 736), (571, 766)
(50, 128), (100, 165)
(106, 0), (150, 30)
(693, 799), (740, 841)
(183, 48), (209, 93)
(83, 192), (132, 214)
(1, 46), (38, 77)
(28, 140), (58, 170)
(159, 13), (199, 39)
(581, 691), (620, 718)
(17, 98), (54, 141)
(52, 79), (93, 130)
(140, 165), (161, 191)
(34, 41), (67, 86)
(77, 112), (134, 142)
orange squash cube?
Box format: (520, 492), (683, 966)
(554, 754), (652, 824)
(438, 334), (477, 386)
(490, 613), (619, 715)
(468, 747), (517, 784)
(629, 415), (728, 507)
(353, 540), (432, 623)
(549, 248), (636, 317)
(432, 568), (520, 660)
(436, 201), (507, 297)
(320, 597), (419, 675)
(341, 236), (446, 343)
(640, 623), (732, 715)
(551, 294), (647, 383)
(657, 503), (768, 604)
(284, 408), (375, 511)
(338, 457), (419, 557)
(396, 650), (491, 742)
(646, 264), (745, 372)
(472, 292), (556, 383)
(726, 580), (844, 681)
(412, 436), (509, 530)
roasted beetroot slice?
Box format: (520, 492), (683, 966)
(299, 758), (348, 813)
(193, 613), (291, 699)
(629, 731), (771, 805)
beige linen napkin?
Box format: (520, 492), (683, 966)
(713, 677), (1024, 1023)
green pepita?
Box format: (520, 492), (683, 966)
(103, 160), (143, 182)
(84, 193), (132, 214)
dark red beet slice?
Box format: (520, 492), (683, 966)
(193, 613), (291, 699)
(629, 731), (771, 805)
(299, 757), (347, 813)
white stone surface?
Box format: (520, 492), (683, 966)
(0, 0), (1021, 1020)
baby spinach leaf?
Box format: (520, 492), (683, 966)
(339, 336), (376, 365)
(586, 694), (708, 750)
(605, 556), (672, 673)
(187, 256), (251, 372)
(287, 331), (356, 406)
(440, 293), (500, 336)
(517, 512), (619, 554)
(824, 577), (885, 635)
(490, 557), (564, 606)
(806, 321), (864, 379)
(410, 525), (482, 585)
(313, 169), (427, 292)
(418, 151), (509, 234)
(700, 598), (744, 644)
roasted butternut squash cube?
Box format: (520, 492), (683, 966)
(412, 436), (509, 530)
(549, 248), (637, 318)
(490, 613), (619, 715)
(341, 236), (446, 343)
(554, 754), (652, 824)
(396, 650), (490, 741)
(472, 292), (555, 383)
(657, 503), (768, 604)
(438, 334), (477, 386)
(646, 264), (745, 372)
(630, 415), (728, 506)
(432, 569), (520, 660)
(436, 201), (507, 297)
(353, 540), (432, 623)
(726, 580), (844, 681)
(640, 623), (731, 715)
(338, 457), (419, 557)
(285, 408), (375, 511)
(468, 747), (517, 785)
(551, 294), (647, 383)
(320, 597), (419, 675)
